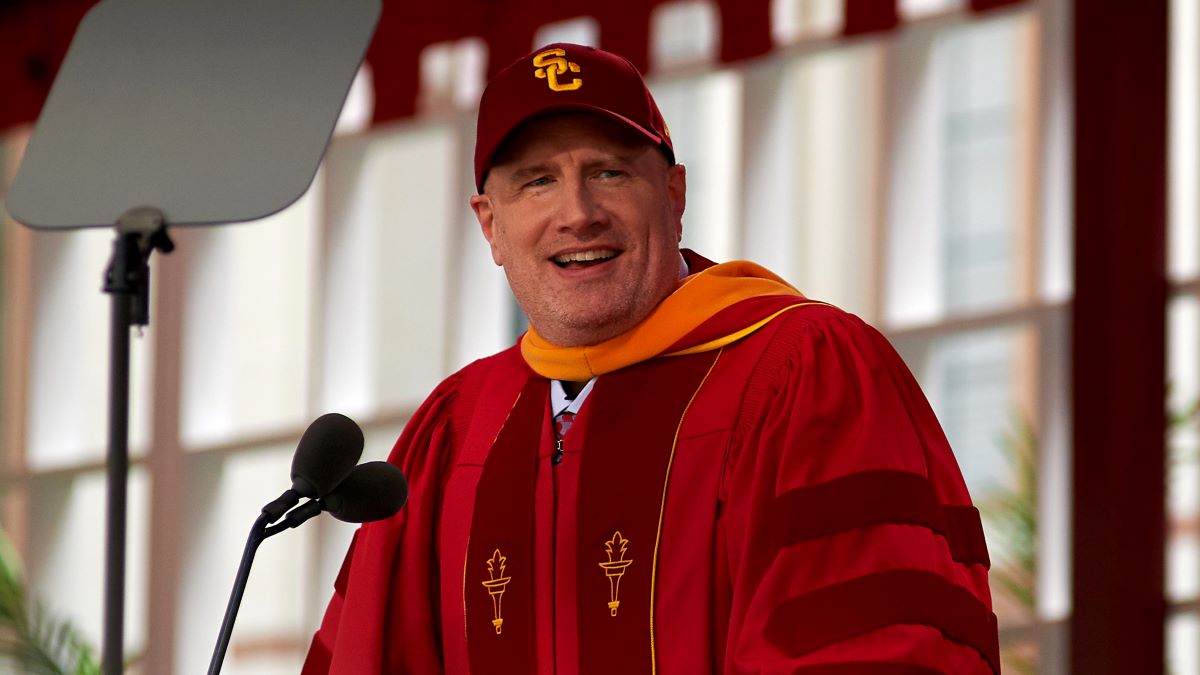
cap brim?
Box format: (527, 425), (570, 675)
(477, 103), (673, 193)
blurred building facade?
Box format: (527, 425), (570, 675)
(0, 0), (1195, 673)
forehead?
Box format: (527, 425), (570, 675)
(491, 113), (654, 167)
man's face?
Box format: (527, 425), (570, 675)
(471, 113), (686, 347)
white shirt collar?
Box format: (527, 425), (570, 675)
(550, 377), (596, 417)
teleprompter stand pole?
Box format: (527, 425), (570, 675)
(101, 207), (173, 675)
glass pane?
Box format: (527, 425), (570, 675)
(533, 16), (599, 50)
(941, 20), (1019, 312)
(1169, 295), (1200, 604)
(741, 44), (884, 318)
(26, 468), (151, 660)
(771, 0), (843, 45)
(900, 0), (965, 19)
(333, 65), (375, 137)
(448, 196), (514, 371)
(1037, 0), (1073, 304)
(177, 446), (312, 674)
(1170, 0), (1200, 281)
(651, 1), (720, 70)
(180, 183), (319, 448)
(886, 15), (1034, 325)
(418, 39), (487, 113)
(320, 123), (456, 417)
(900, 324), (1041, 629)
(650, 71), (741, 263)
(1168, 611), (1200, 675)
(28, 229), (153, 469)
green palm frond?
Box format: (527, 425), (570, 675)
(0, 529), (99, 675)
(978, 412), (1039, 674)
(980, 412), (1038, 613)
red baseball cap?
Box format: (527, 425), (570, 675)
(474, 43), (675, 192)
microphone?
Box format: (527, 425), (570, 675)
(208, 412), (373, 675)
(321, 461), (408, 523)
(262, 413), (363, 521)
(290, 412), (364, 497)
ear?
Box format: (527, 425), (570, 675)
(470, 194), (504, 266)
(666, 163), (687, 241)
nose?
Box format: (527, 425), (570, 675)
(557, 178), (606, 235)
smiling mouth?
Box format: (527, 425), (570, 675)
(551, 249), (621, 269)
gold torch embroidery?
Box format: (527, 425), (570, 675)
(482, 549), (512, 634)
(598, 531), (633, 617)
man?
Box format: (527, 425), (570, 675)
(303, 43), (997, 674)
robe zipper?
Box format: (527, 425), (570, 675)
(552, 438), (564, 465)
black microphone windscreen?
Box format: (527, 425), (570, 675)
(321, 461), (408, 523)
(290, 413), (364, 499)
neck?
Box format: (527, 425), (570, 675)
(561, 380), (588, 398)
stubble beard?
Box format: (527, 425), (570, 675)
(512, 270), (671, 347)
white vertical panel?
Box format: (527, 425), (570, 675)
(181, 184), (318, 446)
(1170, 0), (1199, 280)
(1034, 307), (1071, 621)
(940, 20), (1018, 312)
(885, 28), (945, 326)
(28, 229), (152, 468)
(650, 1), (719, 70)
(177, 447), (311, 674)
(419, 39), (491, 113)
(900, 0), (965, 19)
(1168, 297), (1200, 603)
(321, 140), (377, 417)
(449, 209), (512, 371)
(533, 16), (600, 50)
(888, 16), (1025, 324)
(741, 60), (802, 280)
(771, 0), (844, 45)
(1037, 0), (1073, 302)
(27, 468), (150, 657)
(791, 45), (881, 315)
(1168, 613), (1200, 675)
(921, 326), (1021, 493)
(321, 124), (455, 415)
(651, 72), (741, 263)
(374, 130), (454, 409)
(333, 65), (375, 137)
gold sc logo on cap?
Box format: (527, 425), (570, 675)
(532, 48), (582, 92)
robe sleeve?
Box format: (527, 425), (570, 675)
(720, 307), (998, 674)
(302, 371), (464, 675)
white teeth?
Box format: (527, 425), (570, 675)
(553, 249), (616, 263)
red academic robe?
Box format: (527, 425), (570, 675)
(302, 303), (997, 674)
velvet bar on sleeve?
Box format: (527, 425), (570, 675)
(701, 305), (997, 673)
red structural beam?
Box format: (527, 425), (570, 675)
(1070, 1), (1168, 673)
(1, 0), (1028, 134)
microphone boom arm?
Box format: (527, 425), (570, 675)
(207, 498), (322, 675)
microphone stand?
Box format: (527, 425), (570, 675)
(206, 499), (323, 675)
(102, 208), (173, 675)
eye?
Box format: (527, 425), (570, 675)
(596, 169), (626, 180)
(525, 175), (553, 188)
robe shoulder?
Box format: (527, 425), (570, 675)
(717, 303), (999, 674)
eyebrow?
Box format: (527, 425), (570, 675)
(508, 152), (641, 181)
(507, 164), (554, 184)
